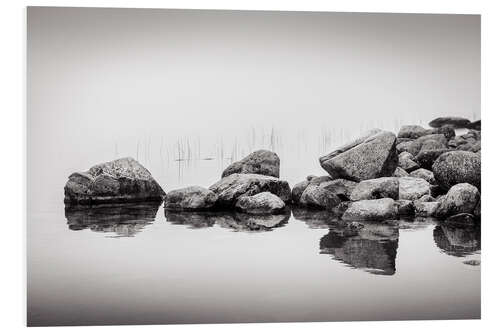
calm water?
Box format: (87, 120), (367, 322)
(27, 146), (481, 326)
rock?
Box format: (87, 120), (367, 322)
(397, 125), (429, 139)
(396, 137), (413, 145)
(393, 167), (409, 177)
(291, 180), (310, 204)
(445, 213), (477, 226)
(435, 125), (456, 140)
(398, 152), (420, 172)
(209, 173), (291, 208)
(406, 134), (448, 156)
(299, 185), (341, 210)
(430, 185), (446, 197)
(398, 177), (430, 200)
(306, 175), (317, 181)
(350, 177), (399, 201)
(466, 120), (481, 130)
(409, 168), (435, 184)
(164, 186), (218, 211)
(414, 201), (440, 217)
(396, 141), (414, 154)
(415, 149), (452, 170)
(420, 139), (447, 152)
(396, 199), (415, 216)
(332, 201), (352, 217)
(319, 129), (398, 181)
(235, 192), (286, 214)
(319, 179), (358, 201)
(342, 198), (398, 221)
(309, 175), (333, 185)
(429, 116), (471, 128)
(221, 149), (280, 178)
(432, 151), (481, 190)
(64, 157), (165, 204)
(435, 183), (480, 218)
(417, 194), (436, 202)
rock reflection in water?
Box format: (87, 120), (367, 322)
(433, 224), (481, 257)
(320, 223), (399, 275)
(291, 207), (339, 229)
(65, 202), (160, 237)
(165, 209), (291, 232)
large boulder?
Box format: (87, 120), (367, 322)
(435, 183), (480, 218)
(299, 185), (341, 210)
(432, 151), (481, 190)
(164, 186), (218, 211)
(221, 150), (280, 178)
(209, 173), (291, 208)
(235, 192), (286, 214)
(398, 177), (430, 200)
(319, 129), (398, 181)
(409, 168), (435, 184)
(429, 116), (471, 128)
(350, 177), (399, 201)
(398, 152), (420, 172)
(342, 198), (398, 221)
(64, 157), (165, 204)
(319, 179), (358, 201)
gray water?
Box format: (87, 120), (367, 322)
(27, 7), (480, 326)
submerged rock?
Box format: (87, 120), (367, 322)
(398, 177), (430, 201)
(221, 150), (280, 178)
(64, 157), (165, 204)
(432, 151), (481, 190)
(164, 186), (218, 211)
(435, 183), (480, 218)
(299, 185), (341, 210)
(209, 173), (291, 208)
(235, 192), (286, 214)
(319, 129), (398, 181)
(429, 116), (471, 128)
(350, 177), (399, 201)
(342, 198), (398, 221)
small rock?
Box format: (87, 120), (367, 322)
(309, 175), (334, 185)
(414, 201), (440, 217)
(396, 199), (415, 216)
(319, 179), (358, 201)
(292, 180), (310, 204)
(409, 168), (435, 184)
(299, 185), (341, 210)
(350, 177), (399, 201)
(393, 167), (410, 177)
(164, 186), (218, 211)
(235, 192), (286, 214)
(342, 198), (398, 221)
(417, 194), (436, 202)
(221, 149), (280, 178)
(398, 152), (420, 172)
(398, 177), (430, 200)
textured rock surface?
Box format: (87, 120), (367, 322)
(342, 198), (398, 221)
(291, 180), (310, 204)
(435, 183), (480, 218)
(432, 151), (481, 190)
(415, 149), (452, 170)
(409, 168), (435, 184)
(414, 201), (440, 217)
(398, 177), (430, 201)
(64, 157), (165, 204)
(209, 173), (291, 208)
(406, 134), (448, 156)
(299, 185), (341, 210)
(221, 150), (280, 178)
(164, 186), (218, 211)
(429, 116), (471, 128)
(350, 177), (399, 201)
(319, 179), (358, 201)
(398, 152), (420, 172)
(397, 125), (429, 139)
(396, 199), (415, 216)
(235, 192), (286, 214)
(319, 129), (398, 181)
(393, 167), (410, 178)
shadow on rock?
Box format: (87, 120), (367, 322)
(165, 209), (291, 232)
(65, 202), (160, 237)
(319, 223), (399, 275)
(433, 224), (481, 257)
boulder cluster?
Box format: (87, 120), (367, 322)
(63, 116), (481, 227)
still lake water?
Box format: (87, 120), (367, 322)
(27, 128), (480, 326)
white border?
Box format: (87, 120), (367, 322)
(2, 0), (499, 332)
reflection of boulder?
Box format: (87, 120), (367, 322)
(291, 207), (339, 229)
(319, 224), (399, 275)
(433, 224), (481, 257)
(65, 202), (160, 237)
(165, 209), (290, 232)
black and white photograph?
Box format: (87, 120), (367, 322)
(22, 4), (486, 328)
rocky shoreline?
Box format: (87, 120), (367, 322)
(64, 116), (481, 229)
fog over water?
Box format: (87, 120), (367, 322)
(27, 7), (480, 326)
